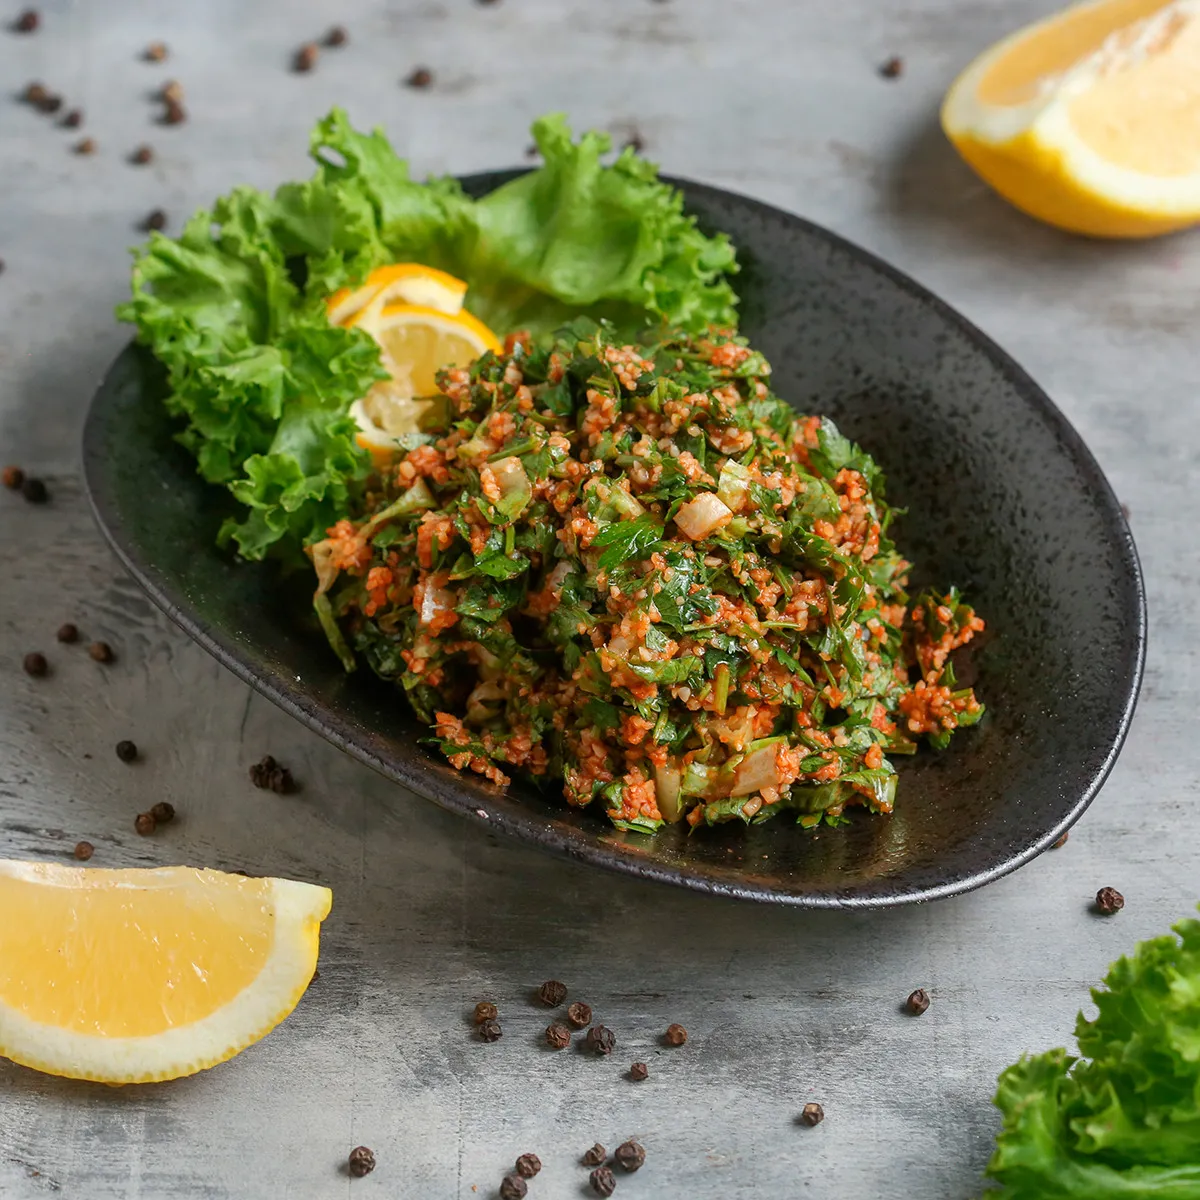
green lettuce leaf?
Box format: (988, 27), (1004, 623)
(119, 108), (738, 559)
(986, 909), (1200, 1198)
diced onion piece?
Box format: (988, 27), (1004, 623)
(675, 493), (733, 541)
(729, 744), (781, 797)
(717, 462), (751, 514)
(466, 680), (505, 724)
(654, 763), (685, 823)
(419, 583), (455, 628)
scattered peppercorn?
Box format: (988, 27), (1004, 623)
(800, 1102), (825, 1127)
(906, 988), (931, 1016)
(1053, 832), (1069, 848)
(499, 1174), (527, 1200)
(61, 108), (82, 128)
(629, 1062), (648, 1081)
(537, 979), (567, 1006)
(134, 812), (157, 836)
(879, 55), (905, 79)
(663, 1023), (687, 1046)
(21, 477), (48, 503)
(590, 1166), (616, 1196)
(13, 9), (39, 33)
(161, 99), (186, 125)
(405, 66), (433, 88)
(130, 144), (154, 165)
(584, 1025), (615, 1056)
(2, 465), (23, 489)
(514, 1153), (541, 1179)
(324, 25), (347, 46)
(249, 754), (296, 794)
(160, 80), (183, 105)
(566, 1001), (591, 1028)
(623, 132), (645, 154)
(478, 1018), (502, 1042)
(37, 92), (62, 114)
(74, 137), (96, 155)
(473, 1001), (498, 1024)
(293, 42), (318, 72)
(115, 739), (139, 763)
(143, 41), (168, 62)
(88, 641), (114, 663)
(150, 801), (175, 824)
(545, 1022), (571, 1049)
(142, 209), (167, 233)
(614, 1141), (645, 1173)
(22, 81), (47, 105)
(23, 652), (48, 677)
(581, 1144), (606, 1166)
(56, 622), (78, 643)
(347, 1146), (375, 1178)
(1095, 886), (1125, 915)
(73, 841), (94, 861)
(524, 143), (538, 159)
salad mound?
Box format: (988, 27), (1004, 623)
(310, 322), (985, 832)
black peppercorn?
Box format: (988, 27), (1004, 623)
(1053, 832), (1069, 848)
(499, 1174), (527, 1200)
(144, 41), (168, 61)
(478, 1018), (502, 1042)
(590, 1166), (616, 1196)
(23, 652), (47, 677)
(347, 1146), (375, 1177)
(134, 812), (156, 836)
(566, 1001), (591, 1028)
(160, 80), (183, 105)
(74, 137), (96, 155)
(581, 1143), (606, 1166)
(73, 840), (94, 861)
(545, 1022), (571, 1049)
(2, 465), (23, 489)
(161, 98), (186, 125)
(60, 108), (82, 128)
(473, 1001), (498, 1024)
(537, 979), (567, 1006)
(88, 641), (114, 663)
(663, 1023), (687, 1046)
(906, 988), (930, 1016)
(614, 1141), (644, 1173)
(405, 66), (433, 88)
(324, 25), (347, 46)
(515, 1153), (541, 1178)
(22, 82), (48, 105)
(131, 145), (154, 165)
(150, 801), (175, 824)
(629, 1062), (648, 1081)
(13, 9), (39, 33)
(878, 56), (905, 79)
(294, 43), (318, 73)
(1096, 886), (1125, 915)
(800, 1102), (824, 1127)
(22, 477), (48, 503)
(142, 210), (167, 233)
(56, 622), (78, 643)
(115, 740), (139, 763)
(585, 1025), (615, 1056)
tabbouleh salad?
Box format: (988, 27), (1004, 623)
(122, 109), (985, 833)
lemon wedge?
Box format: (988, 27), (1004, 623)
(942, 0), (1200, 237)
(348, 302), (502, 457)
(0, 861), (331, 1084)
(327, 263), (468, 326)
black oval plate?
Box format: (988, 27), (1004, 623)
(82, 174), (1145, 907)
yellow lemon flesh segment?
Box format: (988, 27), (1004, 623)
(326, 263), (468, 326)
(0, 861), (331, 1084)
(348, 302), (502, 452)
(942, 0), (1200, 238)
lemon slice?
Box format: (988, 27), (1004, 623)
(0, 861), (331, 1084)
(348, 302), (502, 457)
(327, 263), (468, 326)
(942, 0), (1200, 237)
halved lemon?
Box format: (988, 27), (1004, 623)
(942, 0), (1200, 238)
(327, 263), (468, 326)
(348, 303), (502, 457)
(0, 861), (331, 1084)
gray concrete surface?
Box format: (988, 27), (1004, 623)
(1, 1), (1198, 1196)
